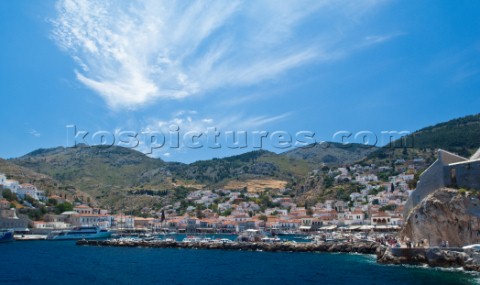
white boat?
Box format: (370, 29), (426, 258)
(47, 226), (111, 240)
(261, 237), (282, 243)
(199, 237), (214, 243)
(217, 238), (233, 244)
(14, 234), (47, 241)
(182, 236), (202, 243)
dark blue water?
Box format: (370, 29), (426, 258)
(0, 241), (478, 285)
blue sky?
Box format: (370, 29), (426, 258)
(1, 0), (479, 163)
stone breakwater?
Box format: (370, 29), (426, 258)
(377, 246), (480, 272)
(76, 239), (380, 254)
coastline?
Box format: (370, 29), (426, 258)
(377, 246), (480, 272)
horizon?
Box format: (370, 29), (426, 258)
(1, 1), (479, 163)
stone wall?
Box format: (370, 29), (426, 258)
(404, 159), (444, 215)
(450, 161), (480, 190)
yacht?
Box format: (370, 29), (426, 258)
(182, 236), (202, 243)
(0, 229), (14, 243)
(47, 226), (111, 240)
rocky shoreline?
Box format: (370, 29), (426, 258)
(76, 239), (380, 254)
(377, 246), (480, 272)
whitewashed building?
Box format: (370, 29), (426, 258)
(16, 184), (46, 201)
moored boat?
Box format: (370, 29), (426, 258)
(182, 236), (202, 243)
(47, 226), (111, 240)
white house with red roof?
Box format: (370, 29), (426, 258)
(16, 183), (46, 201)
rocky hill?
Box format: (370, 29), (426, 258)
(10, 142), (375, 210)
(10, 146), (175, 210)
(170, 150), (310, 184)
(0, 158), (88, 202)
(283, 142), (378, 167)
(365, 113), (480, 165)
(7, 113), (480, 211)
(400, 188), (480, 247)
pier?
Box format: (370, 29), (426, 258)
(76, 239), (380, 254)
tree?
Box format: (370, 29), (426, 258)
(306, 209), (313, 216)
(259, 215), (268, 222)
(55, 202), (73, 214)
(47, 198), (58, 206)
(323, 176), (334, 188)
(390, 183), (395, 193)
(195, 206), (204, 219)
(2, 189), (17, 202)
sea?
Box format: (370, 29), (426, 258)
(1, 239), (479, 285)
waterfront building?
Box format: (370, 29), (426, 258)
(74, 204), (93, 214)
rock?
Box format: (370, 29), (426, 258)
(400, 188), (480, 247)
(377, 248), (401, 265)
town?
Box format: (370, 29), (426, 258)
(0, 157), (427, 238)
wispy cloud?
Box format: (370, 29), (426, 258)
(133, 110), (291, 158)
(362, 32), (406, 47)
(51, 0), (387, 109)
(28, 129), (41, 138)
(143, 110), (290, 134)
(426, 44), (480, 84)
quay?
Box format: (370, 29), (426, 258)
(76, 239), (380, 254)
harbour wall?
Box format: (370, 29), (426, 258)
(76, 239), (380, 254)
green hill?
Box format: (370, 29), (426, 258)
(0, 157), (88, 202)
(11, 146), (174, 210)
(366, 113), (480, 165)
(8, 113), (480, 211)
(283, 142), (378, 167)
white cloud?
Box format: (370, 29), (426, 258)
(134, 110), (291, 157)
(28, 129), (41, 138)
(144, 111), (292, 139)
(51, 0), (387, 109)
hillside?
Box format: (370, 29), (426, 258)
(283, 142), (378, 167)
(169, 150), (310, 185)
(365, 113), (480, 165)
(8, 113), (480, 211)
(11, 146), (175, 210)
(9, 144), (352, 210)
(0, 158), (86, 201)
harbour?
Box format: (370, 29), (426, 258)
(0, 239), (477, 285)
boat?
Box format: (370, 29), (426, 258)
(261, 237), (282, 243)
(47, 226), (111, 240)
(237, 229), (268, 242)
(182, 236), (202, 243)
(0, 229), (14, 243)
(214, 238), (233, 244)
(14, 234), (47, 241)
